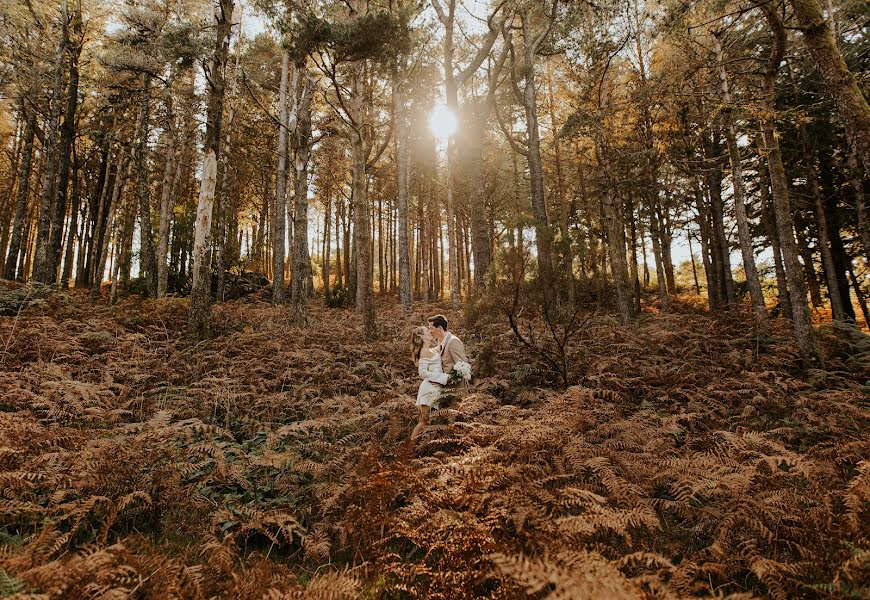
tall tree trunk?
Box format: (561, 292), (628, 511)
(789, 0), (870, 173)
(81, 123), (114, 287)
(545, 58), (573, 302)
(156, 130), (176, 297)
(847, 140), (870, 266)
(61, 149), (80, 287)
(290, 72), (314, 324)
(93, 156), (129, 297)
(596, 101), (632, 323)
(189, 0), (233, 338)
(760, 3), (818, 360)
(713, 34), (766, 320)
(819, 153), (855, 320)
(394, 72), (412, 307)
(648, 200), (669, 311)
(136, 73), (158, 296)
(627, 193), (642, 313)
(760, 165), (791, 317)
(348, 62), (376, 339)
(215, 7), (242, 302)
(707, 165), (734, 305)
(272, 51), (289, 303)
(49, 23), (81, 284)
(33, 1), (69, 283)
(0, 114), (24, 261)
(4, 109), (36, 280)
(787, 64), (846, 320)
(323, 189), (332, 298)
(687, 232), (701, 295)
(517, 13), (555, 305)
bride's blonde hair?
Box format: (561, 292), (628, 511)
(410, 326), (427, 365)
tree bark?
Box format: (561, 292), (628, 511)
(93, 155), (129, 297)
(0, 114), (24, 263)
(760, 3), (818, 360)
(545, 58), (573, 302)
(33, 1), (69, 283)
(514, 11), (556, 306)
(846, 139), (869, 267)
(156, 128), (176, 297)
(789, 0), (870, 173)
(49, 22), (81, 284)
(189, 0), (233, 338)
(136, 73), (158, 296)
(81, 123), (113, 287)
(272, 51), (290, 303)
(290, 71), (315, 324)
(713, 34), (766, 320)
(60, 149), (80, 288)
(394, 72), (412, 307)
(759, 163), (791, 317)
(595, 94), (632, 323)
(349, 63), (376, 339)
(648, 199), (669, 311)
(4, 109), (36, 280)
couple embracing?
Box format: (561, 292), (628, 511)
(409, 315), (472, 439)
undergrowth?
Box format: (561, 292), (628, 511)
(0, 285), (867, 598)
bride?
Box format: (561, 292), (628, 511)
(410, 326), (448, 439)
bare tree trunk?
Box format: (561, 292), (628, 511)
(660, 200), (676, 294)
(4, 109), (36, 280)
(595, 102), (632, 323)
(694, 181), (718, 309)
(93, 155), (129, 296)
(273, 50), (289, 303)
(136, 73), (158, 296)
(290, 70), (314, 323)
(687, 232), (700, 295)
(60, 150), (80, 287)
(760, 3), (818, 360)
(707, 165), (734, 305)
(189, 0), (233, 338)
(49, 21), (81, 284)
(0, 114), (23, 262)
(713, 34), (766, 320)
(545, 58), (573, 303)
(846, 139), (869, 267)
(323, 189), (331, 298)
(627, 192), (642, 313)
(394, 73), (412, 308)
(348, 60), (376, 338)
(517, 12), (555, 306)
(215, 7), (242, 302)
(648, 200), (669, 311)
(33, 1), (69, 283)
(787, 66), (846, 320)
(156, 129), (175, 297)
(335, 193), (343, 290)
(760, 165), (791, 317)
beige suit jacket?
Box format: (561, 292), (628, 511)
(440, 333), (467, 378)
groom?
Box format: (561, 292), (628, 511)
(426, 314), (467, 387)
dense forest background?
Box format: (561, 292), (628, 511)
(0, 0), (867, 341)
(0, 0), (868, 597)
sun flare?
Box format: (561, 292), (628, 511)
(429, 104), (457, 139)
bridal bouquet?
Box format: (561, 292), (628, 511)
(447, 361), (472, 386)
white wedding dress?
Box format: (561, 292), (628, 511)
(416, 348), (448, 408)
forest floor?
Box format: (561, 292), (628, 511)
(0, 281), (868, 599)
